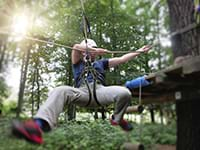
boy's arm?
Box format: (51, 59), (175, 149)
(108, 45), (151, 68)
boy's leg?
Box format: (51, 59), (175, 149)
(34, 85), (89, 129)
(12, 85), (90, 144)
(96, 85), (133, 131)
(96, 85), (132, 122)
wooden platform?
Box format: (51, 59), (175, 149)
(131, 55), (200, 104)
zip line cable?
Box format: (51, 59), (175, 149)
(0, 30), (154, 54)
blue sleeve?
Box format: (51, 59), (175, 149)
(125, 76), (150, 90)
(101, 59), (109, 70)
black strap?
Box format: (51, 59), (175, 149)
(84, 78), (92, 107)
(81, 13), (91, 39)
(92, 77), (102, 107)
(79, 0), (100, 107)
(76, 61), (102, 107)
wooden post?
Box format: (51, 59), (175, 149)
(122, 143), (144, 150)
(176, 97), (200, 149)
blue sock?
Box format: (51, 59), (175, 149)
(34, 118), (51, 132)
(34, 118), (43, 129)
(198, 5), (200, 13)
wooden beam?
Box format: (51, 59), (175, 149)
(182, 56), (200, 75)
(140, 92), (175, 105)
(138, 89), (200, 104)
(126, 105), (144, 113)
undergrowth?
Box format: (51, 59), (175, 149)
(0, 117), (176, 150)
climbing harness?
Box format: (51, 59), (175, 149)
(78, 0), (102, 107)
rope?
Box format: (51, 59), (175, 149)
(0, 30), (83, 51)
(79, 0), (91, 60)
(139, 80), (143, 144)
(80, 0), (86, 14)
(0, 30), (154, 54)
(79, 0), (87, 39)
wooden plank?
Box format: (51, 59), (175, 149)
(146, 55), (200, 82)
(154, 144), (176, 150)
(146, 64), (183, 84)
(182, 55), (200, 75)
(140, 92), (175, 104)
(129, 55), (200, 104)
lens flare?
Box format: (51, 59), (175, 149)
(12, 14), (29, 35)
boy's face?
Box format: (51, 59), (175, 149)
(82, 51), (97, 62)
(82, 46), (97, 62)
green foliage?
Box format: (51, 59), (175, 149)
(2, 100), (17, 116)
(148, 123), (176, 144)
(0, 118), (176, 150)
(44, 121), (129, 150)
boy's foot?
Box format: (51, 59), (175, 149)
(110, 115), (133, 131)
(11, 119), (43, 144)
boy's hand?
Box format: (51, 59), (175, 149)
(136, 45), (152, 53)
(92, 48), (109, 55)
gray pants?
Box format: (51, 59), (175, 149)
(35, 83), (132, 129)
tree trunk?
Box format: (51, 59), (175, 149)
(67, 103), (76, 121)
(167, 0), (200, 149)
(94, 110), (98, 120)
(167, 0), (199, 59)
(110, 0), (119, 85)
(176, 99), (200, 150)
(36, 64), (40, 110)
(66, 49), (76, 121)
(149, 105), (155, 123)
(0, 39), (7, 72)
(16, 47), (31, 118)
(159, 106), (164, 125)
(100, 107), (106, 120)
(31, 70), (36, 117)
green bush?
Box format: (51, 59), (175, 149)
(0, 118), (176, 150)
(43, 120), (129, 150)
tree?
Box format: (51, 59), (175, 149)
(16, 44), (31, 118)
(167, 0), (200, 149)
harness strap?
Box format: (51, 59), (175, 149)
(81, 14), (91, 39)
(76, 61), (102, 107)
(79, 0), (102, 107)
(84, 78), (92, 107)
(91, 69), (102, 107)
